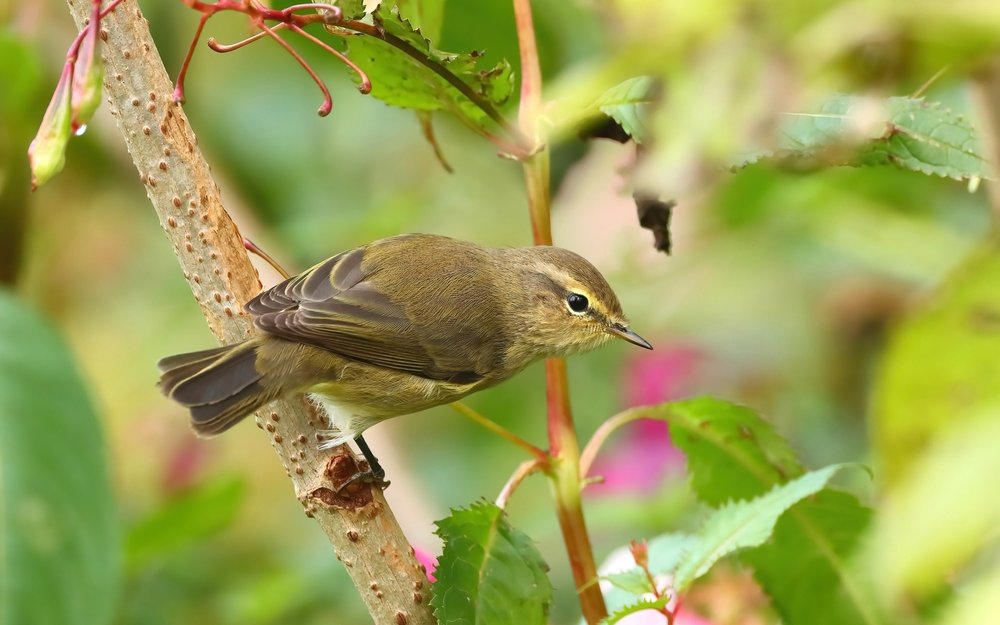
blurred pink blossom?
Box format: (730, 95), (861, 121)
(590, 346), (701, 495)
(162, 436), (209, 494)
(414, 546), (437, 582)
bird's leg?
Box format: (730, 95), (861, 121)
(334, 434), (390, 491)
(354, 434), (385, 481)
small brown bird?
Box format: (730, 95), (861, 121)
(158, 234), (651, 480)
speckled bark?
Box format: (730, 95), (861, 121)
(61, 1), (436, 622)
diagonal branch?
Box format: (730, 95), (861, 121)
(60, 2), (435, 624)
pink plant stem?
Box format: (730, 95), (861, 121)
(243, 237), (291, 279)
(512, 0), (606, 622)
(255, 19), (333, 115)
(173, 12), (211, 102)
(208, 29), (274, 53)
(64, 0), (126, 79)
(289, 23), (372, 94)
(174, 1), (346, 108)
(578, 407), (648, 481)
(282, 3), (343, 22)
(496, 459), (545, 508)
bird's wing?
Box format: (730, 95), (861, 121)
(245, 246), (485, 383)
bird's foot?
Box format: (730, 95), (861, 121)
(334, 466), (390, 493)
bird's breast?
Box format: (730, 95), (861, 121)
(308, 363), (488, 419)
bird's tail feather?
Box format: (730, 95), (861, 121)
(157, 340), (278, 436)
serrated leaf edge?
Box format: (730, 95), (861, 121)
(600, 596), (670, 625)
(672, 464), (858, 590)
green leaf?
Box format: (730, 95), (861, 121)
(673, 464), (854, 591)
(873, 242), (1000, 484)
(667, 397), (804, 505)
(596, 538), (691, 619)
(600, 534), (696, 604)
(602, 597), (670, 625)
(592, 76), (654, 143)
(864, 412), (1000, 605)
(0, 289), (120, 625)
(742, 490), (879, 625)
(431, 501), (552, 625)
(396, 0), (446, 44)
(0, 33), (42, 114)
(125, 476), (246, 571)
(736, 95), (991, 181)
(647, 532), (698, 575)
(326, 0), (366, 20)
(933, 565), (1000, 625)
(645, 398), (881, 625)
(603, 568), (655, 596)
(344, 4), (514, 133)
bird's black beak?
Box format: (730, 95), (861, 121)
(609, 323), (653, 350)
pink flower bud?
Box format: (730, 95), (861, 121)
(71, 24), (104, 134)
(28, 67), (73, 191)
(629, 539), (649, 568)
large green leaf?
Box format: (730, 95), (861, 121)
(637, 398), (879, 624)
(431, 501), (551, 625)
(591, 76), (654, 143)
(125, 476), (245, 571)
(738, 95), (991, 181)
(864, 412), (1000, 606)
(396, 0), (446, 43)
(342, 4), (514, 134)
(574, 82), (990, 182)
(873, 241), (1000, 484)
(933, 566), (1000, 625)
(668, 397), (803, 505)
(742, 490), (878, 625)
(673, 464), (854, 591)
(0, 290), (120, 625)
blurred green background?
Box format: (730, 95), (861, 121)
(2, 1), (999, 624)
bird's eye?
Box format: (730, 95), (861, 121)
(566, 293), (589, 314)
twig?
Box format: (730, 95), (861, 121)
(450, 402), (549, 463)
(578, 408), (648, 482)
(496, 459), (545, 508)
(256, 18), (334, 116)
(243, 237), (291, 279)
(289, 23), (371, 94)
(60, 2), (435, 623)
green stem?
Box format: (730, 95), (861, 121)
(451, 402), (549, 462)
(513, 0), (607, 622)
